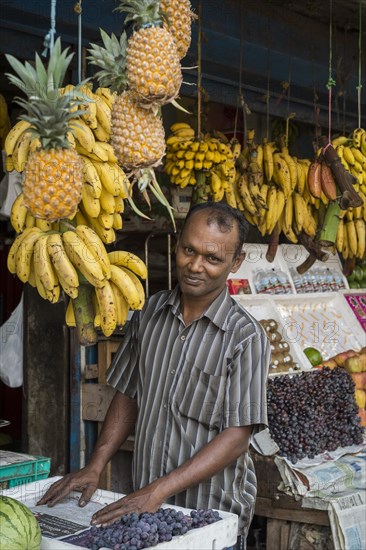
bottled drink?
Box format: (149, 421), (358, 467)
(254, 269), (271, 294)
(291, 267), (303, 293)
(277, 269), (292, 294)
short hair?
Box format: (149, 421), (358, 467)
(181, 202), (249, 258)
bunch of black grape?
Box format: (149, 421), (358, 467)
(267, 367), (364, 464)
(86, 508), (222, 550)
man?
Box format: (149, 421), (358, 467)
(39, 202), (270, 547)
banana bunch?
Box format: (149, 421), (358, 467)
(66, 249), (147, 337)
(333, 128), (366, 195)
(164, 123), (237, 198)
(0, 93), (11, 151)
(335, 190), (366, 260)
(7, 213), (147, 336)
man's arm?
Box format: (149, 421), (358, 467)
(91, 425), (251, 525)
(38, 391), (137, 507)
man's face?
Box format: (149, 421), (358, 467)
(176, 210), (245, 301)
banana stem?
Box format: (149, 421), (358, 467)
(191, 170), (208, 205)
(72, 282), (98, 346)
(318, 201), (341, 246)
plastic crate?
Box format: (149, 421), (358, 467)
(0, 453), (51, 489)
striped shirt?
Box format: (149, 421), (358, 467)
(106, 286), (270, 536)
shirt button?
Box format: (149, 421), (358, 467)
(170, 369), (175, 375)
(181, 335), (186, 341)
(163, 403), (167, 409)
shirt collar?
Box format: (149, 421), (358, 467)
(164, 285), (233, 331)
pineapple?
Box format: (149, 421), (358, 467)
(160, 0), (195, 59)
(115, 0), (182, 106)
(5, 39), (84, 221)
(88, 30), (165, 170)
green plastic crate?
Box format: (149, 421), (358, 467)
(0, 455), (51, 489)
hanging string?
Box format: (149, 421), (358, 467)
(233, 3), (244, 139)
(197, 0), (202, 138)
(42, 0), (57, 57)
(74, 1), (83, 83)
(325, 0), (336, 147)
(356, 0), (363, 129)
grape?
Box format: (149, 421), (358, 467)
(267, 367), (364, 463)
(86, 508), (222, 549)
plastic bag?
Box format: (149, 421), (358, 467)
(0, 296), (23, 387)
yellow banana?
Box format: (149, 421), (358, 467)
(12, 130), (33, 172)
(355, 218), (365, 258)
(280, 148), (297, 191)
(94, 281), (117, 337)
(81, 157), (102, 198)
(236, 175), (257, 216)
(273, 153), (291, 197)
(62, 230), (106, 288)
(110, 281), (129, 327)
(336, 218), (344, 253)
(346, 220), (358, 257)
(4, 120), (32, 156)
(10, 192), (28, 233)
(99, 187), (116, 214)
(93, 123), (110, 142)
(97, 142), (118, 163)
(15, 228), (44, 283)
(25, 211), (36, 229)
(284, 193), (294, 232)
(35, 218), (53, 231)
(114, 195), (125, 214)
(70, 119), (96, 153)
(265, 186), (278, 233)
(81, 183), (101, 218)
(119, 266), (145, 309)
(7, 227), (42, 274)
(75, 224), (111, 279)
(98, 210), (114, 230)
(343, 146), (355, 166)
(93, 160), (121, 196)
(33, 234), (59, 291)
(108, 250), (147, 279)
(293, 192), (307, 232)
(82, 208), (116, 244)
(109, 264), (142, 309)
(113, 212), (123, 230)
(352, 128), (365, 149)
(95, 96), (111, 134)
(170, 122), (193, 133)
(95, 87), (115, 110)
(65, 299), (76, 327)
(46, 233), (79, 298)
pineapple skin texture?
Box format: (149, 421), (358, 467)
(126, 27), (182, 105)
(161, 0), (192, 59)
(111, 91), (166, 170)
(23, 148), (83, 221)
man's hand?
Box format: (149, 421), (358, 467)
(37, 467), (100, 508)
(91, 484), (163, 527)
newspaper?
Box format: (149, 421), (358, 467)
(274, 443), (366, 550)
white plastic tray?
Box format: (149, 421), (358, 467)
(272, 293), (365, 362)
(1, 477), (238, 550)
(234, 295), (311, 375)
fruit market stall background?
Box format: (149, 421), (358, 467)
(0, 1), (365, 549)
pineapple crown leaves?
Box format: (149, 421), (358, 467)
(114, 0), (162, 28)
(5, 38), (74, 101)
(87, 29), (129, 93)
(15, 92), (87, 149)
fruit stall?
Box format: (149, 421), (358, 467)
(0, 0), (365, 549)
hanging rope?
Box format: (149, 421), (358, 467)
(74, 1), (83, 83)
(325, 0), (336, 147)
(42, 0), (57, 57)
(356, 0), (363, 129)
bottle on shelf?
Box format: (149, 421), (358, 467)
(254, 268), (272, 294)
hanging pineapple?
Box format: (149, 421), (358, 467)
(160, 0), (195, 59)
(5, 39), (84, 221)
(115, 0), (182, 106)
(88, 30), (165, 171)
